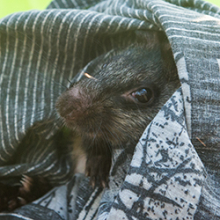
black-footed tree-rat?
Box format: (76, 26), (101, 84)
(56, 30), (180, 187)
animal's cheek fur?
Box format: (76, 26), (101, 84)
(93, 109), (149, 148)
(67, 108), (143, 148)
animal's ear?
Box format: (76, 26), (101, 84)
(157, 31), (173, 56)
(157, 31), (178, 80)
(135, 30), (161, 48)
(135, 30), (177, 80)
(135, 30), (171, 51)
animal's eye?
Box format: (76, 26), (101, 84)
(131, 88), (154, 103)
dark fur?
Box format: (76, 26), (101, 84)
(56, 30), (180, 187)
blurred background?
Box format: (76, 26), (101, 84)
(0, 0), (51, 19)
(0, 0), (220, 19)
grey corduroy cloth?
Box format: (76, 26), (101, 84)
(0, 0), (220, 219)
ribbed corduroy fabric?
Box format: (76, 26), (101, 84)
(0, 0), (220, 219)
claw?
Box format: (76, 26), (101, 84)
(17, 197), (27, 206)
(91, 180), (96, 189)
(20, 175), (32, 192)
(86, 154), (111, 188)
(101, 181), (106, 188)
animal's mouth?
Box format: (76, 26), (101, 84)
(59, 114), (102, 136)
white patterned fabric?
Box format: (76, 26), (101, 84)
(0, 0), (220, 219)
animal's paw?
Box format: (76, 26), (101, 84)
(86, 154), (111, 188)
(0, 182), (21, 212)
(0, 176), (52, 212)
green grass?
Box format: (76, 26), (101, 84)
(0, 0), (220, 19)
(0, 0), (52, 19)
(208, 0), (220, 7)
